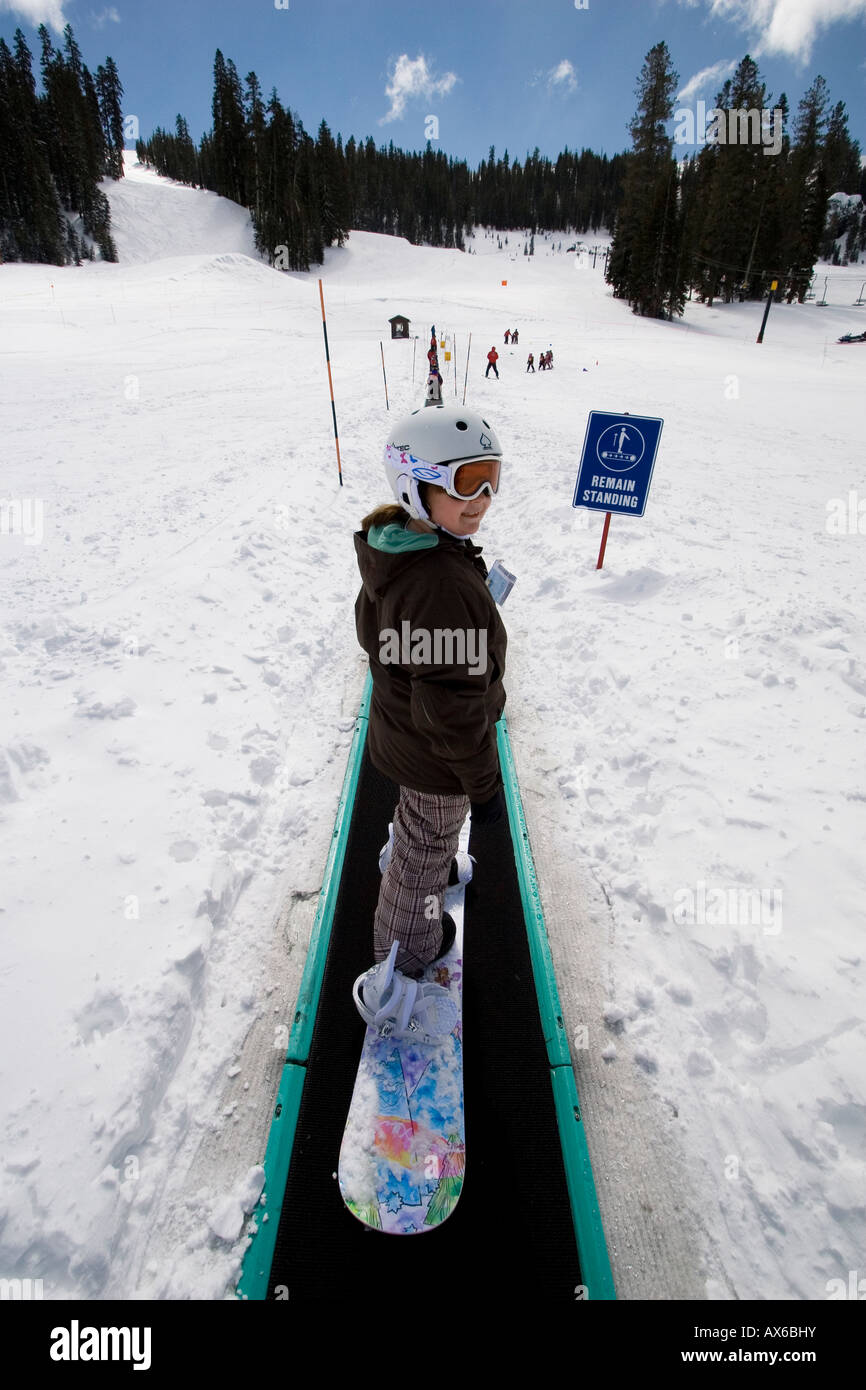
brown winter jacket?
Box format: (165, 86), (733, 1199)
(354, 525), (507, 801)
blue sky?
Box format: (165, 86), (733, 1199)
(2, 0), (864, 166)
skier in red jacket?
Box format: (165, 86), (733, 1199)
(485, 347), (499, 378)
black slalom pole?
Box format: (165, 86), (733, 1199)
(756, 278), (778, 344)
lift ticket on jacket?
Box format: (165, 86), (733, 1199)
(486, 560), (516, 605)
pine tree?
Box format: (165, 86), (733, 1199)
(607, 41), (684, 318)
(816, 101), (861, 262)
(96, 57), (124, 179)
(821, 101), (861, 195)
(32, 22), (119, 263)
(245, 72), (266, 228)
(295, 126), (324, 268)
(176, 114), (198, 184)
(781, 76), (829, 301)
(686, 56), (778, 304)
(0, 31), (67, 262)
(211, 50), (247, 204)
(316, 119), (351, 247)
(257, 88), (302, 268)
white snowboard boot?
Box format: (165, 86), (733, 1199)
(353, 941), (457, 1046)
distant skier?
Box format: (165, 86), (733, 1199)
(485, 347), (499, 378)
(526, 352), (534, 373)
(504, 329), (511, 344)
(511, 329), (518, 345)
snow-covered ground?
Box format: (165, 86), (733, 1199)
(1, 153), (863, 1300)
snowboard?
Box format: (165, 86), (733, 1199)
(337, 818), (469, 1234)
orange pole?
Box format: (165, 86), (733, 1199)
(318, 279), (343, 485)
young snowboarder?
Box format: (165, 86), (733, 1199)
(352, 403), (507, 1032)
(526, 352), (534, 372)
(485, 346), (499, 378)
(425, 370), (443, 404)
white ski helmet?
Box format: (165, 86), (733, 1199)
(383, 402), (503, 522)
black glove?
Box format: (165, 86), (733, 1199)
(470, 786), (504, 826)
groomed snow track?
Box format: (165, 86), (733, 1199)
(237, 674), (614, 1301)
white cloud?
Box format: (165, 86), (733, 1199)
(677, 0), (866, 64)
(90, 5), (121, 26)
(677, 59), (738, 104)
(379, 54), (458, 125)
(0, 0), (68, 32)
(547, 59), (578, 93)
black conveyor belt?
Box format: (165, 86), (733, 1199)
(267, 746), (582, 1297)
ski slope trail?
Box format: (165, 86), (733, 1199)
(1, 158), (863, 1299)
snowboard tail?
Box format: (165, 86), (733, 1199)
(337, 820), (468, 1234)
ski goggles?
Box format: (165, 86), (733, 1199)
(409, 455), (501, 502)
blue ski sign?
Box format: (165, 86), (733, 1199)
(573, 411), (664, 517)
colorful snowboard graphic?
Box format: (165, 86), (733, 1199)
(338, 819), (468, 1234)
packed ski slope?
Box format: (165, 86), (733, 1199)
(1, 152), (864, 1300)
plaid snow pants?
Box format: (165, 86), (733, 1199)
(374, 785), (470, 978)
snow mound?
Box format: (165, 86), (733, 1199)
(103, 152), (259, 266)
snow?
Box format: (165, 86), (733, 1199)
(1, 151), (864, 1299)
(827, 191), (863, 211)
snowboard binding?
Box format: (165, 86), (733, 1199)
(353, 940), (457, 1046)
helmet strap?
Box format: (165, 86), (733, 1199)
(410, 477), (432, 522)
